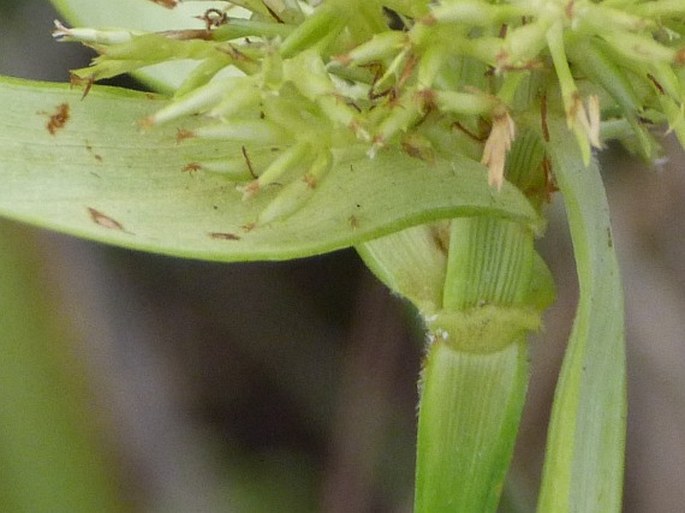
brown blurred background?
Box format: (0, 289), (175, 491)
(1, 2), (684, 512)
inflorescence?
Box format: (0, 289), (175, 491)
(54, 0), (685, 220)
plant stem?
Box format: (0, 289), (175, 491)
(414, 338), (529, 513)
(414, 214), (542, 513)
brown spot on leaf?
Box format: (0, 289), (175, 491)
(209, 232), (241, 241)
(85, 142), (104, 162)
(183, 162), (202, 174)
(565, 0), (575, 19)
(676, 48), (685, 66)
(149, 0), (177, 8)
(161, 29), (213, 41)
(176, 128), (196, 143)
(431, 223), (450, 255)
(303, 173), (317, 188)
(88, 207), (126, 231)
(420, 13), (437, 26)
(46, 103), (70, 135)
(239, 180), (260, 199)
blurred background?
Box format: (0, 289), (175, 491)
(0, 2), (684, 512)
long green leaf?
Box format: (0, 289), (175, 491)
(536, 124), (626, 513)
(0, 76), (541, 262)
(0, 220), (124, 513)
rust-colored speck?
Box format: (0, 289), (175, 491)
(432, 224), (450, 255)
(183, 162), (202, 174)
(88, 208), (126, 231)
(209, 232), (241, 241)
(676, 48), (685, 66)
(46, 103), (70, 135)
(85, 143), (103, 162)
(150, 0), (178, 8)
(420, 13), (437, 26)
(176, 128), (196, 143)
(164, 29), (213, 41)
(303, 173), (317, 189)
(565, 0), (576, 19)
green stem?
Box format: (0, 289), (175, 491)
(359, 158), (552, 513)
(414, 215), (540, 513)
(414, 338), (529, 513)
(357, 129), (552, 513)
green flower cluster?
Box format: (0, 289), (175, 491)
(55, 0), (685, 219)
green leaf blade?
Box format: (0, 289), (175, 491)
(536, 123), (626, 513)
(0, 221), (125, 513)
(0, 77), (541, 263)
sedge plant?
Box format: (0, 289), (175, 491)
(0, 0), (684, 512)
